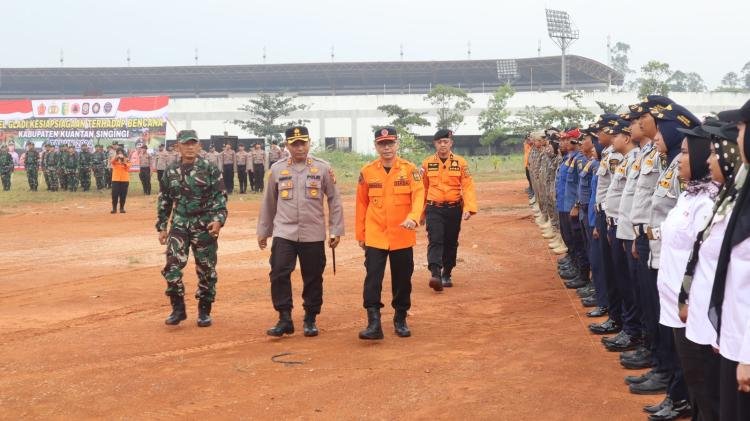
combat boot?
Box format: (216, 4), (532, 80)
(267, 310), (294, 336)
(393, 310), (411, 337)
(197, 300), (212, 327)
(303, 312), (319, 337)
(165, 295), (187, 325)
(359, 308), (384, 340)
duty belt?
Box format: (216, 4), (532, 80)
(606, 217), (618, 227)
(426, 200), (462, 208)
(633, 223), (648, 237)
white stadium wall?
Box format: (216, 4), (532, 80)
(167, 91), (750, 155)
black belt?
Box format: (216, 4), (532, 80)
(606, 217), (617, 227)
(633, 223), (647, 236)
(426, 200), (462, 208)
(596, 204), (605, 212)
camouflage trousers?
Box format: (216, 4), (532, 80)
(93, 167), (106, 190)
(161, 221), (219, 302)
(27, 167), (38, 190)
(59, 170), (68, 191)
(45, 169), (59, 191)
(1, 171), (10, 190)
(65, 169), (78, 191)
(79, 168), (91, 191)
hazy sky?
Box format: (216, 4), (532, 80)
(3, 0), (748, 88)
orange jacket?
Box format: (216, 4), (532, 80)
(111, 158), (131, 182)
(421, 153), (477, 214)
(356, 157), (425, 251)
(524, 143), (531, 168)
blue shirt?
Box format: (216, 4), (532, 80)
(576, 155), (594, 206)
(588, 160), (600, 227)
(555, 152), (572, 212)
(563, 150), (585, 211)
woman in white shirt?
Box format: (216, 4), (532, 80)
(708, 101), (750, 421)
(654, 129), (719, 420)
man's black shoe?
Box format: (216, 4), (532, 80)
(197, 301), (212, 327)
(267, 310), (294, 337)
(557, 255), (572, 266)
(589, 318), (621, 334)
(620, 346), (650, 361)
(581, 296), (598, 308)
(428, 276), (443, 292)
(393, 311), (411, 338)
(441, 274), (453, 288)
(303, 313), (318, 337)
(576, 284), (595, 297)
(643, 396), (670, 414)
(604, 332), (642, 352)
(629, 371), (670, 395)
(359, 308), (384, 340)
(586, 306), (608, 318)
(602, 330), (627, 345)
(620, 349), (654, 369)
(559, 268), (579, 280)
(564, 276), (588, 289)
(648, 401), (692, 421)
(165, 295), (187, 325)
(626, 369), (655, 385)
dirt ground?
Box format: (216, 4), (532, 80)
(0, 180), (657, 420)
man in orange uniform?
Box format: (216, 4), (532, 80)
(421, 129), (477, 291)
(356, 127), (425, 340)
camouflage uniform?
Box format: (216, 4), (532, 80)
(78, 147), (93, 191)
(0, 146), (13, 191)
(157, 156), (228, 302)
(58, 146), (69, 189)
(44, 148), (60, 191)
(63, 150), (79, 191)
(25, 146), (40, 191)
(91, 147), (107, 190)
(546, 147), (562, 230)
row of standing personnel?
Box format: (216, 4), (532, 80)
(154, 126), (476, 342)
(527, 96), (750, 421)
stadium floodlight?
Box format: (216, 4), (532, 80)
(496, 59), (519, 84)
(545, 9), (579, 90)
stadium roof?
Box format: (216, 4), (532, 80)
(0, 55), (622, 98)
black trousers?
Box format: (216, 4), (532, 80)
(223, 165), (234, 193)
(674, 327), (720, 421)
(720, 355), (750, 421)
(363, 247), (413, 312)
(111, 181), (129, 210)
(269, 237), (325, 314)
(157, 170), (164, 191)
(253, 163), (264, 192)
(139, 166), (151, 195)
(596, 211), (620, 323)
(426, 204), (462, 277)
(608, 225), (641, 336)
(237, 165), (247, 193)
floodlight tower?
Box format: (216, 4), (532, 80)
(496, 59), (519, 85)
(545, 9), (579, 90)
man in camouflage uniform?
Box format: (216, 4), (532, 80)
(58, 145), (69, 190)
(91, 144), (107, 190)
(63, 146), (79, 192)
(157, 129), (228, 328)
(0, 144), (13, 191)
(24, 141), (40, 191)
(44, 144), (60, 191)
(78, 144), (93, 192)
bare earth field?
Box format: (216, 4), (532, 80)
(0, 180), (653, 420)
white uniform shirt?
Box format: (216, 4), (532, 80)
(719, 237), (750, 363)
(657, 191), (714, 328)
(685, 212), (730, 347)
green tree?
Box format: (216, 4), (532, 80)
(424, 84), (474, 131)
(719, 71), (742, 91)
(742, 61), (750, 90)
(542, 91), (596, 130)
(594, 101), (621, 114)
(478, 84), (515, 154)
(635, 60), (673, 97)
(374, 104), (431, 154)
(668, 71), (707, 92)
(511, 106), (556, 135)
(231, 93), (308, 144)
(610, 42), (633, 77)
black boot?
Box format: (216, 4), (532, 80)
(303, 312), (319, 337)
(359, 308), (384, 340)
(197, 301), (212, 327)
(267, 310), (294, 337)
(164, 295), (187, 325)
(393, 310), (411, 338)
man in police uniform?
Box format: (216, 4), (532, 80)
(257, 126), (344, 337)
(420, 129), (477, 290)
(154, 144), (169, 188)
(268, 142), (283, 167)
(157, 129), (227, 327)
(220, 143), (235, 194)
(250, 143), (266, 193)
(356, 127), (425, 340)
(235, 143), (249, 194)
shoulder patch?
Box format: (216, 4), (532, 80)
(412, 169), (422, 181)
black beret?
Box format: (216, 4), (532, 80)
(374, 126), (398, 142)
(603, 119), (632, 136)
(433, 129), (453, 141)
(649, 103), (701, 128)
(717, 99), (750, 124)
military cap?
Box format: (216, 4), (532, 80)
(374, 126), (398, 142)
(717, 99), (750, 124)
(649, 103), (701, 128)
(603, 119), (632, 136)
(676, 119), (717, 140)
(176, 129), (199, 143)
(433, 129), (453, 140)
(593, 113), (620, 130)
(285, 126), (310, 143)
